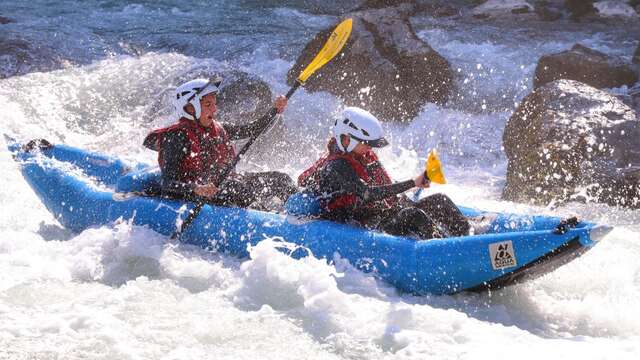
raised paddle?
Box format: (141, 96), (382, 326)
(172, 18), (353, 239)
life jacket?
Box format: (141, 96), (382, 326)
(144, 118), (236, 184)
(298, 138), (394, 212)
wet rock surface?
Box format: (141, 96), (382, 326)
(533, 0), (564, 21)
(216, 72), (273, 125)
(503, 79), (640, 208)
(566, 0), (596, 20)
(295, 0), (365, 15)
(534, 44), (638, 89)
(287, 5), (453, 121)
(0, 36), (70, 78)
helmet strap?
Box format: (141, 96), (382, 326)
(336, 134), (359, 153)
(346, 137), (359, 152)
(182, 104), (196, 121)
(192, 96), (203, 122)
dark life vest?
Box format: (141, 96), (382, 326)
(298, 138), (394, 212)
(144, 118), (236, 184)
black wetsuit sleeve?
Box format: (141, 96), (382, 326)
(222, 112), (275, 140)
(366, 180), (415, 202)
(319, 159), (415, 203)
(158, 130), (196, 197)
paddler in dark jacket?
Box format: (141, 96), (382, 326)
(298, 107), (470, 239)
(143, 77), (297, 209)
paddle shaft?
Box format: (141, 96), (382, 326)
(216, 81), (301, 182)
(413, 188), (424, 202)
(171, 82), (301, 239)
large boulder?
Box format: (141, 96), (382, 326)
(358, 0), (411, 9)
(216, 71), (273, 124)
(414, 2), (460, 17)
(533, 0), (565, 21)
(533, 44), (638, 89)
(565, 0), (596, 20)
(301, 0), (458, 17)
(295, 0), (365, 15)
(286, 5), (453, 121)
(503, 79), (640, 208)
(0, 37), (69, 78)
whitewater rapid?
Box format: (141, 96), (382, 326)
(1, 1), (639, 359)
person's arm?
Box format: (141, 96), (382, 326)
(221, 95), (288, 140)
(158, 130), (197, 197)
(364, 180), (415, 202)
(222, 111), (274, 140)
(319, 159), (415, 203)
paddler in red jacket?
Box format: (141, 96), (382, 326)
(298, 107), (470, 239)
(144, 77), (297, 209)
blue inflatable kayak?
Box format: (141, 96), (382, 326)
(7, 137), (612, 295)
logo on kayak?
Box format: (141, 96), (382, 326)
(112, 192), (139, 201)
(489, 241), (517, 270)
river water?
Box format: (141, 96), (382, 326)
(1, 1), (639, 359)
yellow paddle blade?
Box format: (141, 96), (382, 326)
(425, 149), (446, 184)
(297, 18), (353, 83)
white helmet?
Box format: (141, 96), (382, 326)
(173, 77), (222, 121)
(333, 107), (389, 152)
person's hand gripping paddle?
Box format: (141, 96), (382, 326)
(413, 149), (446, 202)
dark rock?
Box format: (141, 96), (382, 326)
(565, 0), (596, 20)
(305, 0), (448, 16)
(216, 71), (273, 124)
(534, 0), (564, 21)
(0, 37), (69, 78)
(358, 0), (411, 9)
(503, 79), (640, 208)
(0, 16), (12, 24)
(534, 44), (638, 89)
(415, 2), (459, 17)
(287, 6), (453, 121)
(295, 0), (365, 15)
(511, 6), (531, 14)
(472, 13), (492, 19)
(634, 44), (640, 64)
(218, 71), (287, 161)
(0, 38), (30, 78)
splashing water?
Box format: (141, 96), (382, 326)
(1, 1), (639, 359)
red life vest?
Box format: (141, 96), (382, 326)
(144, 118), (236, 184)
(298, 138), (394, 212)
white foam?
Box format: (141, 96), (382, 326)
(472, 0), (534, 16)
(594, 1), (639, 18)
